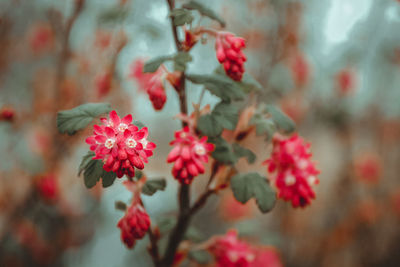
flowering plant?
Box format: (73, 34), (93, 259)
(55, 0), (319, 266)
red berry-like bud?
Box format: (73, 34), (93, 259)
(215, 32), (247, 81)
(117, 204), (150, 249)
(0, 107), (15, 122)
(36, 174), (59, 202)
(130, 59), (167, 111)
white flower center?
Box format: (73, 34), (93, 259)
(193, 144), (206, 156)
(118, 123), (128, 132)
(298, 159), (308, 169)
(285, 174), (296, 186)
(140, 138), (148, 149)
(180, 132), (187, 139)
(106, 120), (113, 127)
(126, 138), (137, 148)
(308, 175), (316, 185)
(105, 138), (115, 149)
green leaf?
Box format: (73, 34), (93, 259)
(183, 1), (226, 27)
(251, 116), (277, 138)
(57, 103), (111, 135)
(185, 226), (205, 242)
(135, 170), (143, 180)
(186, 74), (246, 102)
(188, 250), (212, 264)
(115, 201), (127, 212)
(173, 52), (192, 71)
(209, 137), (238, 164)
(266, 105), (295, 134)
(197, 114), (223, 137)
(98, 7), (128, 25)
(78, 151), (95, 176)
(142, 178), (167, 196)
(101, 170), (117, 188)
(83, 159), (104, 189)
(157, 217), (177, 234)
(231, 172), (276, 213)
(170, 8), (194, 26)
(212, 102), (239, 130)
(232, 143), (256, 164)
(143, 56), (173, 73)
(238, 73), (263, 92)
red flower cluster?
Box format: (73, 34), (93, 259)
(36, 174), (59, 202)
(209, 230), (255, 267)
(264, 134), (319, 208)
(117, 203), (150, 249)
(130, 59), (167, 110)
(208, 230), (283, 267)
(167, 126), (214, 184)
(215, 32), (247, 81)
(86, 110), (155, 178)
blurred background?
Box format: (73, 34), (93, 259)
(1, 0), (400, 266)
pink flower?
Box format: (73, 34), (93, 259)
(130, 59), (167, 110)
(167, 126), (214, 184)
(85, 110), (156, 178)
(117, 203), (150, 249)
(215, 32), (247, 81)
(209, 229), (256, 267)
(264, 134), (319, 208)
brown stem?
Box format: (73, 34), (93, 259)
(51, 0), (85, 168)
(189, 188), (216, 215)
(147, 227), (161, 266)
(160, 1), (192, 266)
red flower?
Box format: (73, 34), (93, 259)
(29, 23), (54, 54)
(215, 32), (247, 81)
(36, 174), (59, 202)
(264, 134), (319, 208)
(252, 246), (283, 267)
(117, 203), (150, 249)
(290, 53), (310, 88)
(336, 68), (357, 96)
(0, 107), (15, 121)
(95, 72), (112, 98)
(85, 110), (156, 178)
(209, 229), (256, 267)
(353, 152), (382, 184)
(130, 59), (167, 110)
(167, 126), (214, 184)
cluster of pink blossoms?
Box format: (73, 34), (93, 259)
(130, 59), (167, 110)
(117, 203), (150, 249)
(215, 32), (247, 81)
(208, 230), (282, 267)
(264, 134), (319, 208)
(167, 126), (214, 184)
(86, 110), (156, 178)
